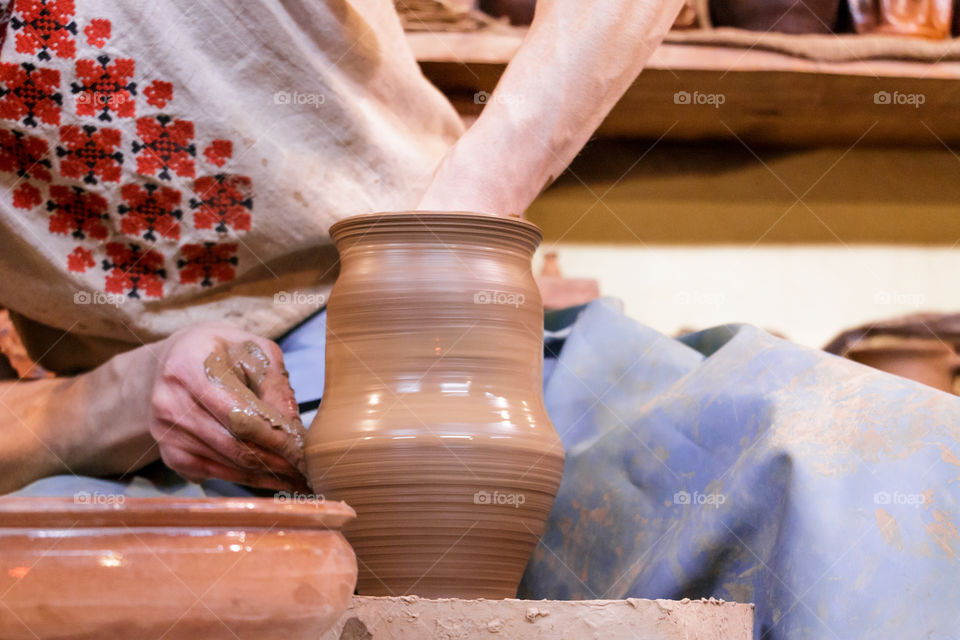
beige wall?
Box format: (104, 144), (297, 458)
(536, 244), (959, 348)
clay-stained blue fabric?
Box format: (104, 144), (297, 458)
(521, 298), (960, 640)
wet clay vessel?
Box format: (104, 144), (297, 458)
(0, 497), (357, 640)
(306, 212), (564, 599)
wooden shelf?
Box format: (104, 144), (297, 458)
(410, 30), (960, 146)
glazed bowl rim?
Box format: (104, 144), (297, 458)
(329, 211), (542, 250)
(0, 497), (356, 529)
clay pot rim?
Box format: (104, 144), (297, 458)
(0, 497), (356, 529)
(330, 211), (542, 253)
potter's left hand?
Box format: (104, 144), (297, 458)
(146, 323), (310, 492)
(0, 323), (310, 494)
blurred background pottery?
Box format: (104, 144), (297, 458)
(0, 497), (357, 640)
(306, 212), (564, 599)
(848, 0), (953, 38)
(825, 313), (960, 394)
(536, 251), (601, 310)
(479, 0), (536, 25)
(711, 0), (841, 33)
(844, 336), (960, 393)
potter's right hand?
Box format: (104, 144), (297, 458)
(146, 323), (310, 492)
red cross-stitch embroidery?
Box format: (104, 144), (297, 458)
(0, 62), (62, 127)
(67, 245), (94, 273)
(133, 114), (195, 180)
(12, 183), (43, 210)
(46, 184), (109, 240)
(10, 0), (78, 61)
(143, 80), (172, 109)
(190, 174), (252, 233)
(56, 124), (123, 184)
(102, 242), (165, 298)
(118, 182), (182, 242)
(202, 139), (232, 168)
(72, 54), (136, 122)
(0, 128), (53, 182)
(83, 18), (109, 48)
(177, 242), (238, 287)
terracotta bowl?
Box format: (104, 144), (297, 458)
(0, 497), (357, 640)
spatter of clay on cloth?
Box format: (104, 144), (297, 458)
(319, 595), (754, 640)
(203, 340), (306, 474)
(760, 359), (960, 477)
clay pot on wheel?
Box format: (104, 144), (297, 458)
(848, 0), (953, 38)
(0, 497), (357, 640)
(306, 212), (564, 599)
(711, 0), (841, 33)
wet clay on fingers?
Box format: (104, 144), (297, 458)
(204, 340), (307, 475)
(306, 212), (564, 599)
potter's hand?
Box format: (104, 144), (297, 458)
(148, 323), (309, 492)
(0, 323), (308, 494)
(416, 0), (683, 216)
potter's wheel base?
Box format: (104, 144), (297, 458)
(319, 596), (756, 639)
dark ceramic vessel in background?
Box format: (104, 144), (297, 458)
(846, 337), (960, 394)
(480, 0), (536, 25)
(711, 0), (841, 33)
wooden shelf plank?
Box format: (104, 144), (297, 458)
(410, 30), (960, 146)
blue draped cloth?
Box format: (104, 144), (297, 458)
(521, 299), (960, 640)
(13, 299), (960, 639)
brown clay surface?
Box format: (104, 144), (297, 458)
(0, 497), (357, 639)
(320, 595), (755, 640)
(307, 212), (564, 599)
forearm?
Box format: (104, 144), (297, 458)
(0, 350), (158, 494)
(418, 0), (683, 215)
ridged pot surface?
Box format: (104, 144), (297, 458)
(306, 212), (564, 598)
